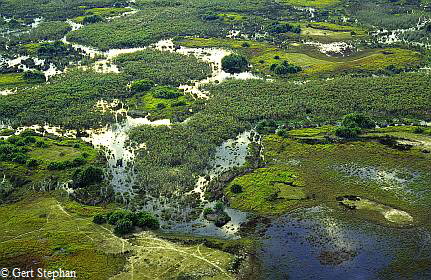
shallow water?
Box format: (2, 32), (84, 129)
(372, 19), (431, 48)
(257, 207), (430, 279)
(304, 41), (356, 56)
(334, 164), (425, 199)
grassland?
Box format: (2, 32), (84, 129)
(217, 13), (247, 23)
(299, 22), (368, 42)
(225, 126), (431, 227)
(280, 0), (340, 8)
(73, 7), (133, 23)
(0, 73), (28, 89)
(226, 167), (307, 215)
(0, 194), (126, 279)
(0, 133), (101, 201)
(126, 88), (197, 121)
(176, 38), (423, 77)
(0, 73), (44, 90)
(0, 193), (236, 280)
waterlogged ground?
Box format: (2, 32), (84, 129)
(258, 207), (431, 280)
(0, 194), (236, 280)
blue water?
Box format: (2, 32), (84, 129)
(257, 207), (429, 280)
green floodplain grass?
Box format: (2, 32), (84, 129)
(280, 0), (341, 8)
(73, 7), (133, 23)
(126, 90), (194, 121)
(176, 37), (423, 77)
(225, 126), (431, 228)
(0, 193), (236, 280)
(0, 73), (43, 89)
(0, 135), (99, 184)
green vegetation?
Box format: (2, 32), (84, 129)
(130, 79), (155, 93)
(93, 209), (159, 235)
(221, 54), (250, 74)
(270, 60), (302, 75)
(244, 129), (431, 223)
(226, 167), (307, 215)
(203, 202), (231, 227)
(177, 38), (424, 77)
(74, 7), (132, 23)
(110, 233), (235, 280)
(217, 13), (247, 22)
(0, 0), (129, 20)
(83, 14), (104, 24)
(126, 86), (196, 121)
(0, 194), (127, 279)
(339, 197), (414, 225)
(1, 0), (431, 277)
(0, 194), (235, 279)
(115, 49), (212, 86)
(0, 130), (102, 203)
(280, 0), (340, 8)
(130, 73), (431, 199)
(14, 41), (89, 72)
(66, 7), (225, 50)
(0, 70), (129, 128)
(0, 72), (43, 89)
(19, 21), (71, 42)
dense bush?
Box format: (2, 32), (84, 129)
(270, 61), (302, 75)
(94, 209), (159, 235)
(230, 184), (243, 194)
(72, 165), (104, 188)
(93, 214), (107, 224)
(268, 22), (301, 34)
(341, 113), (375, 129)
(83, 15), (104, 24)
(335, 126), (361, 138)
(221, 54), (249, 74)
(23, 70), (45, 81)
(66, 6), (226, 50)
(130, 79), (155, 93)
(0, 70), (129, 128)
(152, 86), (181, 99)
(19, 21), (71, 42)
(107, 210), (134, 225)
(256, 119), (278, 134)
(115, 49), (212, 87)
(135, 211), (160, 229)
(114, 218), (134, 235)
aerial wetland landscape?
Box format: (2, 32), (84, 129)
(0, 0), (431, 279)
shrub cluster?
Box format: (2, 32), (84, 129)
(93, 209), (160, 235)
(335, 113), (375, 139)
(130, 79), (155, 93)
(152, 86), (181, 99)
(221, 54), (249, 74)
(72, 165), (104, 188)
(267, 22), (301, 34)
(270, 61), (302, 75)
(47, 157), (87, 170)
